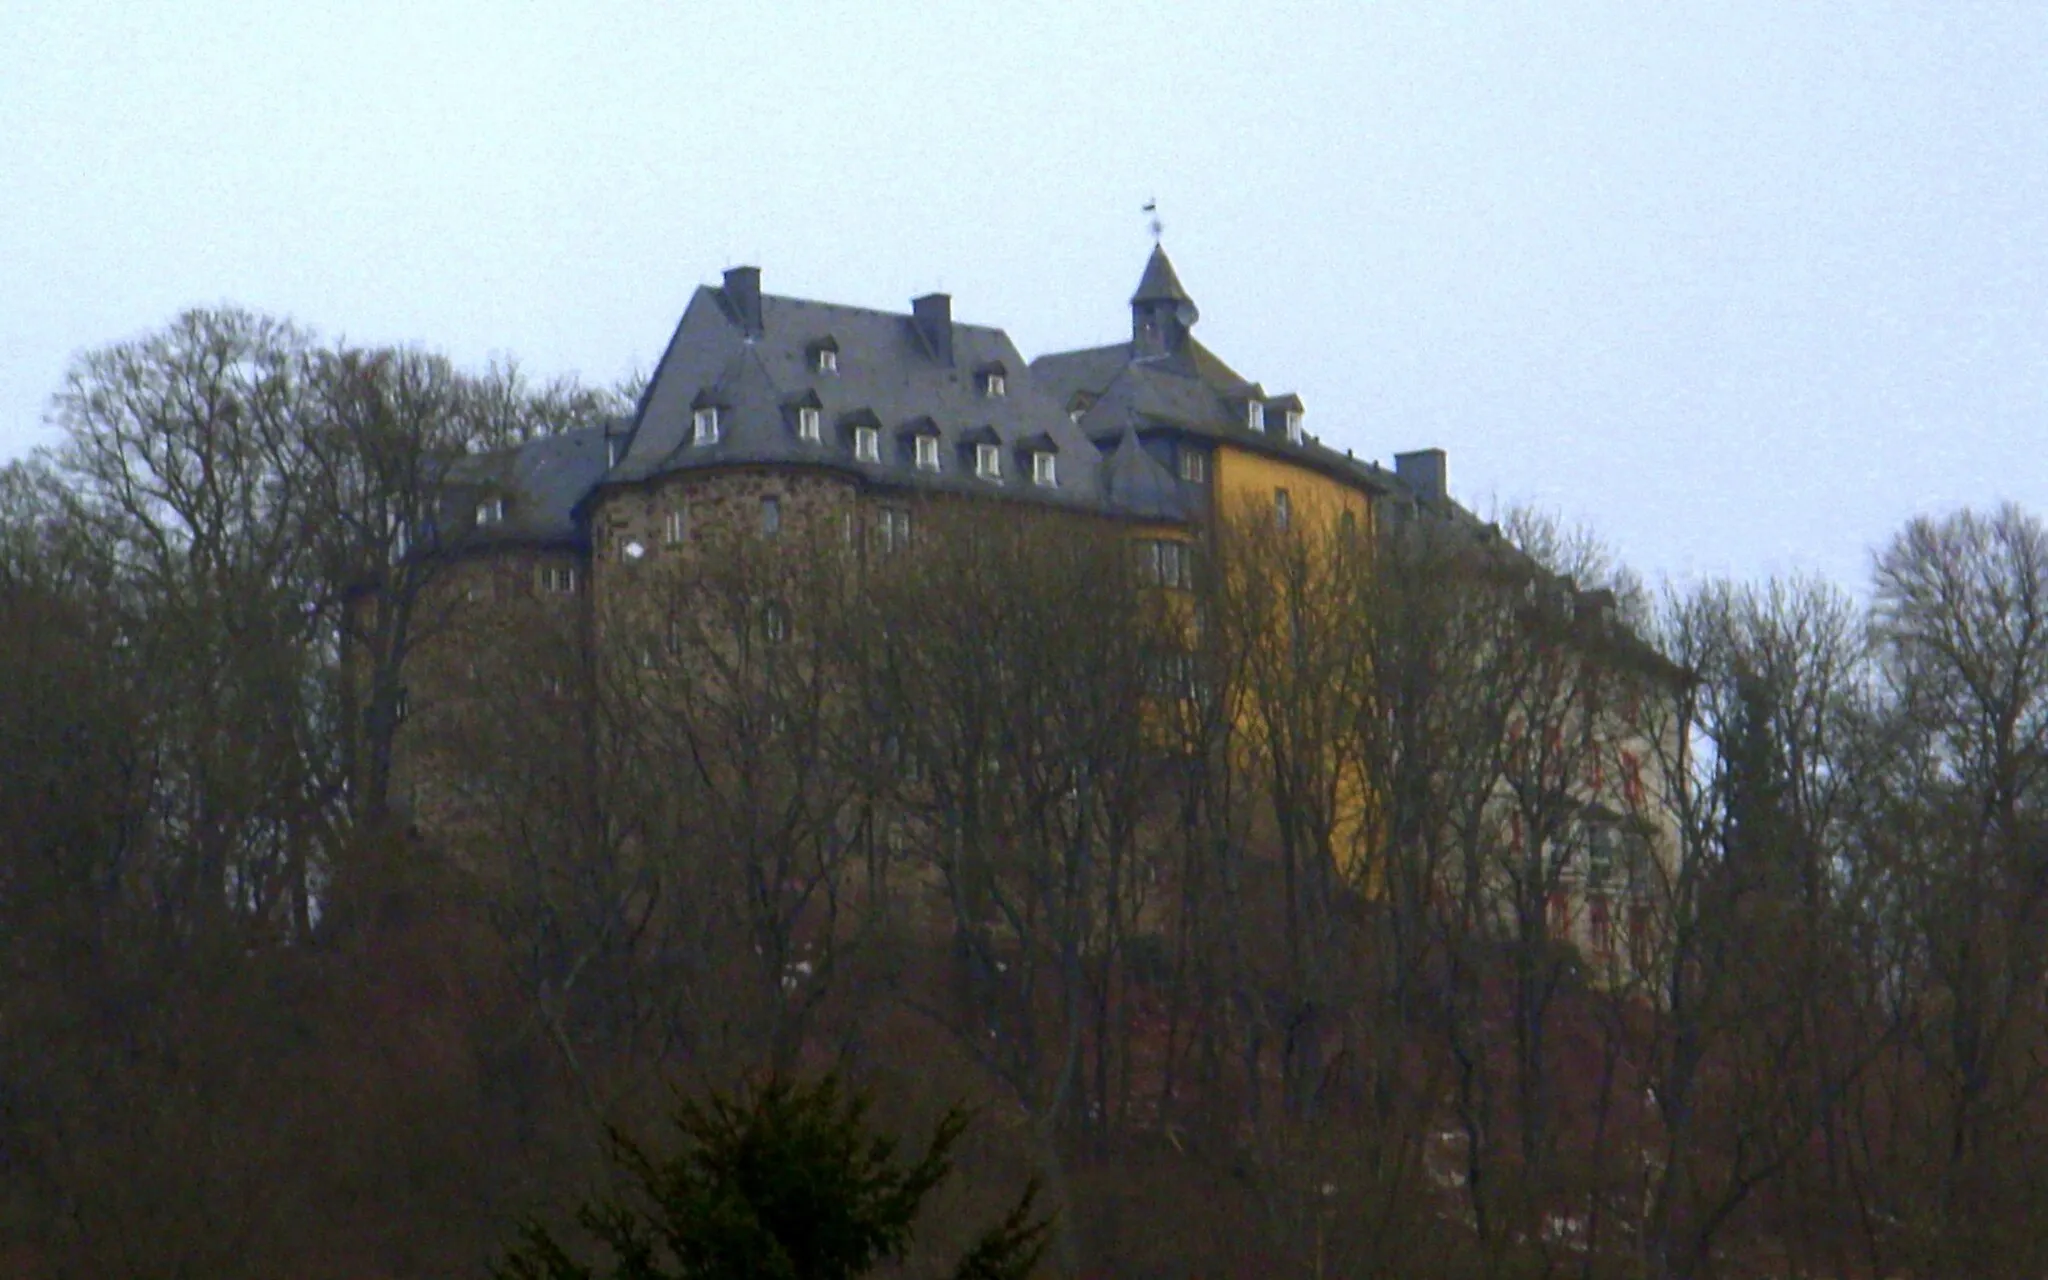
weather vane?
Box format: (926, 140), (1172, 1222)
(1143, 198), (1162, 242)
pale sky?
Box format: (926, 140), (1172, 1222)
(4, 2), (2044, 596)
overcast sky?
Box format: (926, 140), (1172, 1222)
(4, 2), (2044, 595)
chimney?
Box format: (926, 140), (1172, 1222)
(722, 266), (763, 338)
(912, 293), (953, 366)
(1394, 448), (1447, 503)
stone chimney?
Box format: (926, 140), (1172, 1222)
(722, 266), (763, 338)
(912, 293), (953, 366)
(1394, 448), (1448, 503)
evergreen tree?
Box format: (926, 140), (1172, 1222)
(496, 1075), (1049, 1280)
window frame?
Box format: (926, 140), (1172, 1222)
(1275, 488), (1292, 531)
(797, 406), (821, 442)
(1247, 401), (1265, 432)
(1032, 450), (1057, 487)
(692, 406), (721, 446)
(1178, 449), (1207, 484)
(1285, 409), (1304, 445)
(816, 348), (838, 374)
(915, 434), (941, 471)
(663, 507), (687, 545)
(975, 442), (1002, 480)
(853, 425), (880, 462)
(878, 506), (912, 554)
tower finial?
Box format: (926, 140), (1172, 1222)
(1142, 197), (1162, 243)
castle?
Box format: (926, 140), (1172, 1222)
(401, 245), (1679, 976)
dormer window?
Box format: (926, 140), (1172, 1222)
(809, 337), (841, 375)
(692, 406), (721, 445)
(854, 426), (880, 462)
(1032, 451), (1057, 487)
(975, 443), (1002, 480)
(1246, 400), (1265, 432)
(797, 406), (821, 442)
(1285, 410), (1303, 445)
(915, 434), (941, 472)
(976, 362), (1008, 399)
(476, 498), (505, 526)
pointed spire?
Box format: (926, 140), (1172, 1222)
(1130, 244), (1197, 357)
(1131, 244), (1192, 306)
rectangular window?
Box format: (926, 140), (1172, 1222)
(975, 443), (1001, 479)
(817, 348), (837, 374)
(1586, 825), (1615, 888)
(915, 434), (940, 471)
(1285, 410), (1304, 446)
(1032, 451), (1057, 486)
(764, 603), (788, 644)
(1179, 449), (1206, 483)
(761, 495), (781, 536)
(854, 426), (880, 462)
(664, 507), (687, 545)
(879, 507), (912, 554)
(1144, 539), (1194, 590)
(692, 407), (720, 445)
(1275, 488), (1292, 531)
(1247, 401), (1265, 432)
(984, 373), (1006, 398)
(477, 498), (505, 526)
(798, 406), (821, 442)
(538, 565), (578, 594)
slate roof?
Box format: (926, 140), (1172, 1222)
(607, 288), (1109, 512)
(451, 247), (1414, 547)
(444, 423), (620, 548)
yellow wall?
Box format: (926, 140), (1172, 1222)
(1212, 443), (1381, 887)
(1211, 444), (1373, 538)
